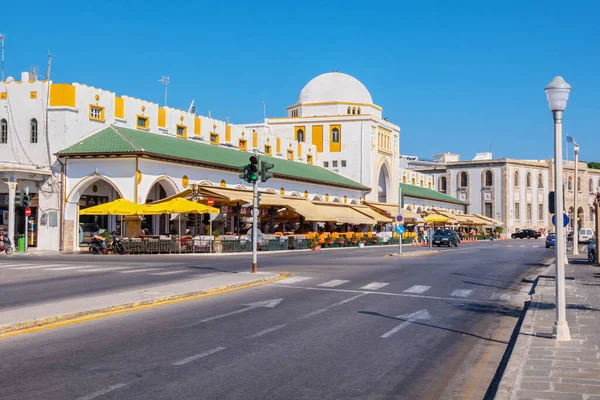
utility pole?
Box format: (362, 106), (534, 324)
(158, 76), (170, 106)
(398, 184), (403, 255)
(573, 141), (579, 255)
(0, 33), (5, 82)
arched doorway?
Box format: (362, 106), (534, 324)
(377, 163), (390, 203)
(65, 175), (123, 251)
(143, 177), (179, 235)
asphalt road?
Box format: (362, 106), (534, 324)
(0, 244), (435, 310)
(0, 239), (552, 399)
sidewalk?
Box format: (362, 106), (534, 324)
(1, 271), (281, 337)
(496, 254), (600, 399)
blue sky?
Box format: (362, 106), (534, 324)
(2, 0), (599, 161)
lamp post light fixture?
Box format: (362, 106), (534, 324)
(545, 76), (572, 341)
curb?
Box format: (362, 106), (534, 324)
(385, 250), (442, 258)
(0, 272), (288, 339)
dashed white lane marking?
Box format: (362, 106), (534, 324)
(77, 267), (131, 273)
(451, 289), (473, 298)
(119, 268), (164, 274)
(45, 266), (83, 271)
(246, 324), (286, 339)
(75, 383), (128, 400)
(277, 276), (312, 284)
(11, 264), (65, 270)
(298, 293), (367, 320)
(360, 282), (390, 291)
(519, 245), (526, 248)
(533, 245), (540, 248)
(317, 279), (350, 287)
(507, 245), (514, 247)
(149, 270), (189, 276)
(404, 285), (431, 294)
(491, 293), (511, 301)
(172, 346), (226, 366)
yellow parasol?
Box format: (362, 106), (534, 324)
(143, 198), (220, 214)
(79, 199), (147, 215)
(423, 214), (449, 224)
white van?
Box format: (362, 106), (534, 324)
(578, 228), (594, 244)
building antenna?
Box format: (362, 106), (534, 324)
(488, 141), (491, 153)
(262, 101), (266, 121)
(0, 33), (5, 82)
(158, 76), (170, 106)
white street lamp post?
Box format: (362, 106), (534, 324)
(573, 142), (579, 255)
(545, 76), (572, 341)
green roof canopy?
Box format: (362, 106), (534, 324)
(57, 125), (370, 191)
(400, 183), (469, 206)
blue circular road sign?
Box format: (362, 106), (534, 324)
(551, 213), (569, 228)
(395, 225), (406, 235)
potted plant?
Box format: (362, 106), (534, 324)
(351, 233), (358, 246)
(212, 230), (222, 253)
(337, 236), (345, 246)
(371, 235), (378, 244)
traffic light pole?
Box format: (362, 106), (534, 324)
(251, 179), (258, 273)
(398, 184), (402, 255)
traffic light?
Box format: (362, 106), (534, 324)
(15, 189), (23, 206)
(260, 161), (274, 182)
(256, 191), (262, 207)
(22, 193), (30, 207)
(239, 156), (260, 184)
(548, 191), (555, 214)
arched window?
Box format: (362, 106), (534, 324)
(352, 107), (356, 115)
(331, 127), (340, 143)
(357, 107), (361, 115)
(577, 177), (581, 192)
(30, 119), (38, 143)
(526, 172), (531, 188)
(296, 128), (304, 143)
(514, 171), (519, 187)
(485, 170), (493, 187)
(347, 107), (351, 115)
(460, 172), (468, 188)
(439, 176), (447, 193)
(568, 176), (573, 191)
(0, 119), (7, 144)
(590, 179), (594, 194)
(538, 173), (543, 189)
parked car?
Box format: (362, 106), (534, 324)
(511, 229), (541, 239)
(567, 231), (574, 242)
(432, 229), (459, 247)
(578, 228), (594, 244)
(545, 233), (556, 248)
(79, 222), (100, 244)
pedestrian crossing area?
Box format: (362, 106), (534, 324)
(275, 276), (519, 302)
(0, 262), (184, 276)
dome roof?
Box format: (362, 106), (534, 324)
(296, 72), (373, 105)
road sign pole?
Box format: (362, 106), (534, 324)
(398, 185), (402, 255)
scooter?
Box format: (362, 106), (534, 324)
(90, 231), (125, 255)
(0, 237), (14, 255)
(108, 231), (125, 255)
(588, 241), (597, 264)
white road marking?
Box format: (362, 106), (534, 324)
(404, 285), (431, 294)
(298, 293), (367, 320)
(181, 299), (283, 328)
(519, 245), (526, 248)
(360, 282), (389, 291)
(149, 270), (189, 276)
(172, 346), (226, 366)
(246, 324), (286, 339)
(11, 264), (65, 270)
(451, 289), (473, 298)
(272, 284), (494, 303)
(317, 279), (350, 287)
(277, 276), (312, 284)
(381, 309), (432, 339)
(120, 268), (164, 274)
(77, 267), (131, 273)
(533, 245), (540, 248)
(491, 293), (511, 301)
(507, 245), (514, 247)
(75, 383), (128, 400)
(45, 266), (83, 271)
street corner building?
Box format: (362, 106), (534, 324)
(0, 70), (412, 252)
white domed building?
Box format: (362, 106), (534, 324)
(264, 72), (400, 204)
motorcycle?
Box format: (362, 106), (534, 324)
(89, 231), (125, 255)
(588, 241), (597, 264)
(0, 237), (14, 255)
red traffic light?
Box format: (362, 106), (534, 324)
(249, 156), (258, 164)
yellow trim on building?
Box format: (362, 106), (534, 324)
(276, 137), (281, 153)
(264, 144), (272, 155)
(220, 179), (226, 188)
(252, 130), (258, 148)
(115, 96), (125, 119)
(176, 124), (188, 138)
(294, 126), (306, 142)
(239, 138), (247, 151)
(136, 115), (149, 130)
(30, 91), (37, 99)
(287, 101), (383, 111)
(194, 117), (201, 135)
(158, 108), (167, 128)
(49, 83), (76, 107)
(287, 149), (294, 160)
(182, 175), (189, 188)
(0, 92), (6, 100)
(307, 154), (313, 164)
(330, 125), (341, 152)
(298, 142), (302, 158)
(311, 125), (323, 152)
(88, 104), (105, 122)
(225, 125), (232, 142)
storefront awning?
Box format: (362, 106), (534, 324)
(473, 214), (503, 226)
(309, 202), (377, 225)
(350, 205), (393, 223)
(464, 214), (494, 226)
(430, 209), (469, 224)
(198, 187), (254, 204)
